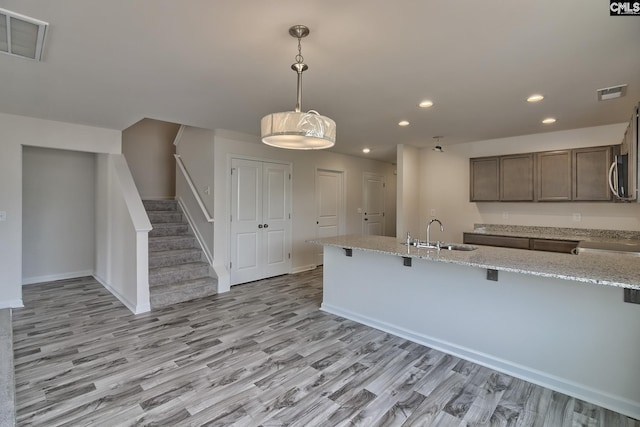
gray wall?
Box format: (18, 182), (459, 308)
(22, 146), (97, 284)
(122, 118), (180, 199)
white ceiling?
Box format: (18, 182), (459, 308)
(1, 1), (639, 162)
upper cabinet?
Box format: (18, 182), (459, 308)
(500, 154), (534, 201)
(572, 146), (612, 201)
(536, 150), (572, 201)
(470, 145), (615, 202)
(470, 157), (499, 201)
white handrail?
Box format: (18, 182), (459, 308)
(172, 124), (185, 147)
(174, 154), (214, 222)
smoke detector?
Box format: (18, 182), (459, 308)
(597, 84), (627, 101)
(0, 8), (48, 61)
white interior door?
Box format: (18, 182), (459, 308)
(231, 159), (262, 284)
(231, 158), (291, 285)
(262, 162), (290, 278)
(315, 169), (344, 265)
(363, 172), (385, 235)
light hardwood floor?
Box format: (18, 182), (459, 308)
(13, 269), (640, 426)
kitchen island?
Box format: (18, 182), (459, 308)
(309, 234), (640, 419)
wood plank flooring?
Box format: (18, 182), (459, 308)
(13, 269), (640, 426)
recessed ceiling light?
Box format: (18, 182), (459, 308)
(527, 94), (544, 103)
(362, 148), (371, 154)
(542, 117), (556, 124)
(398, 120), (410, 126)
(419, 100), (433, 108)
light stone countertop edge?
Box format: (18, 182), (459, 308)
(308, 234), (640, 291)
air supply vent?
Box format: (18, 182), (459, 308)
(0, 8), (48, 61)
(597, 84), (627, 101)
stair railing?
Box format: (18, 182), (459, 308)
(174, 154), (214, 223)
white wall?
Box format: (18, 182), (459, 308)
(396, 144), (420, 240)
(175, 126), (215, 215)
(0, 113), (120, 308)
(122, 118), (179, 199)
(94, 154), (151, 314)
(405, 123), (640, 243)
(22, 147), (96, 284)
(213, 129), (397, 292)
(175, 126), (216, 262)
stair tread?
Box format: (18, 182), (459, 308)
(149, 234), (193, 240)
(150, 222), (188, 228)
(149, 261), (209, 275)
(150, 276), (217, 291)
(144, 201), (216, 309)
(149, 248), (201, 256)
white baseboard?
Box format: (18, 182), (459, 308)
(93, 274), (150, 315)
(22, 270), (94, 286)
(291, 264), (317, 274)
(213, 262), (230, 293)
(0, 299), (23, 309)
(321, 303), (640, 420)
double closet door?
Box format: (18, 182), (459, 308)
(230, 158), (291, 285)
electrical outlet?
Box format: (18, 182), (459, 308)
(502, 211), (509, 219)
(204, 186), (211, 195)
(572, 213), (581, 222)
(0, 211), (6, 221)
(430, 208), (436, 217)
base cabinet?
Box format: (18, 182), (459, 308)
(463, 232), (579, 254)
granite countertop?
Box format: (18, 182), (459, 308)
(466, 224), (640, 244)
(308, 234), (640, 290)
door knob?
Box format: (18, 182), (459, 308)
(364, 218), (369, 221)
(263, 224), (269, 228)
(258, 224), (263, 228)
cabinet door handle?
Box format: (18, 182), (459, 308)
(258, 224), (263, 229)
(364, 218), (368, 221)
(263, 224), (269, 228)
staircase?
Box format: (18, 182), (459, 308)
(144, 200), (217, 309)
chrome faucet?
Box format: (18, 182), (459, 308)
(426, 218), (444, 247)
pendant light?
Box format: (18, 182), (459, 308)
(261, 25), (336, 150)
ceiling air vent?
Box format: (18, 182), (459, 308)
(597, 84), (627, 101)
(0, 8), (48, 61)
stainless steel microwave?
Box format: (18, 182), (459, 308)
(609, 103), (639, 201)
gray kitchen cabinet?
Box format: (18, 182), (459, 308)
(471, 145), (616, 203)
(500, 154), (534, 201)
(470, 157), (499, 201)
(530, 238), (579, 254)
(463, 233), (579, 254)
(536, 150), (572, 201)
(572, 146), (612, 201)
(463, 233), (530, 249)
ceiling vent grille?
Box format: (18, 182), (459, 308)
(0, 8), (48, 61)
(597, 84), (627, 101)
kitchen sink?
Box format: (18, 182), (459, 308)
(440, 243), (478, 251)
(406, 241), (478, 251)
